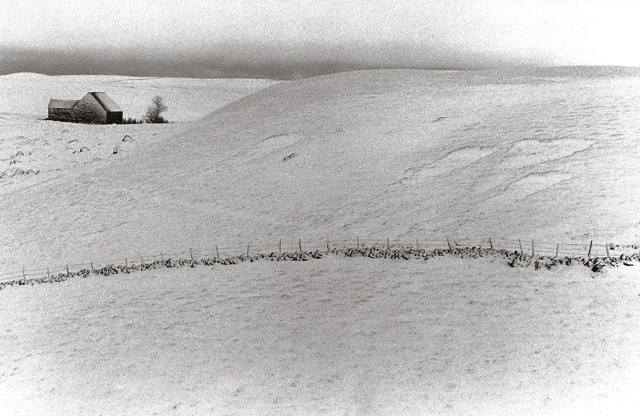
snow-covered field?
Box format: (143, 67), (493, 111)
(2, 68), (640, 272)
(2, 257), (640, 416)
(1, 68), (640, 415)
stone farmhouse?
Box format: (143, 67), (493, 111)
(48, 92), (123, 124)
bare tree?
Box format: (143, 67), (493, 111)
(144, 95), (169, 123)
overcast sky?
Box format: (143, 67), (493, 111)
(1, 0), (639, 79)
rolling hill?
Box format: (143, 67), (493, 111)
(2, 68), (640, 416)
(2, 67), (640, 272)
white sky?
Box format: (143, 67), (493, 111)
(1, 0), (639, 78)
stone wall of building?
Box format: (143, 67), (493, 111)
(48, 108), (75, 122)
(70, 94), (108, 124)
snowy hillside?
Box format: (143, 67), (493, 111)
(2, 256), (640, 416)
(2, 68), (640, 416)
(0, 73), (280, 271)
(2, 67), (640, 272)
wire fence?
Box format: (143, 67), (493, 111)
(1, 236), (638, 283)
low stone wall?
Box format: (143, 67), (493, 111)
(2, 246), (637, 291)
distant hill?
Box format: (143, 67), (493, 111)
(0, 73), (280, 120)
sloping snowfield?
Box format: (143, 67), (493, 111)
(1, 68), (640, 415)
(2, 68), (640, 272)
(2, 257), (640, 416)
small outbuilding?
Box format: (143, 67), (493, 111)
(48, 92), (123, 124)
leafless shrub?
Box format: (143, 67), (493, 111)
(144, 95), (169, 123)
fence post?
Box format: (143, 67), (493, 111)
(326, 235), (330, 251)
(416, 239), (419, 251)
(190, 248), (194, 261)
(555, 244), (559, 258)
(216, 246), (220, 258)
(447, 238), (452, 250)
(160, 251), (164, 264)
(606, 243), (610, 259)
(140, 256), (143, 266)
(531, 239), (535, 257)
(387, 238), (390, 250)
(489, 237), (493, 250)
(357, 236), (359, 249)
(47, 267), (50, 279)
(91, 262), (94, 274)
(519, 239), (523, 255)
(298, 239), (303, 252)
(279, 240), (282, 254)
(588, 240), (593, 258)
(246, 244), (250, 257)
(125, 258), (128, 273)
(66, 264), (70, 277)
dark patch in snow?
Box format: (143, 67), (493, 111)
(282, 153), (297, 162)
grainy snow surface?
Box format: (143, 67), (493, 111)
(1, 68), (640, 415)
(1, 257), (640, 416)
(2, 68), (640, 272)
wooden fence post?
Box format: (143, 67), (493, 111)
(125, 258), (128, 273)
(489, 237), (493, 250)
(140, 255), (143, 265)
(356, 236), (359, 249)
(160, 251), (164, 264)
(606, 243), (610, 259)
(47, 268), (50, 279)
(555, 244), (559, 258)
(190, 248), (194, 261)
(519, 239), (523, 255)
(447, 238), (452, 250)
(298, 239), (303, 252)
(91, 262), (94, 274)
(66, 264), (70, 277)
(279, 240), (282, 255)
(387, 238), (390, 250)
(588, 240), (593, 258)
(531, 239), (535, 257)
(216, 246), (220, 258)
(246, 244), (250, 257)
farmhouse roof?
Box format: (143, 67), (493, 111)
(90, 92), (122, 112)
(48, 99), (78, 109)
